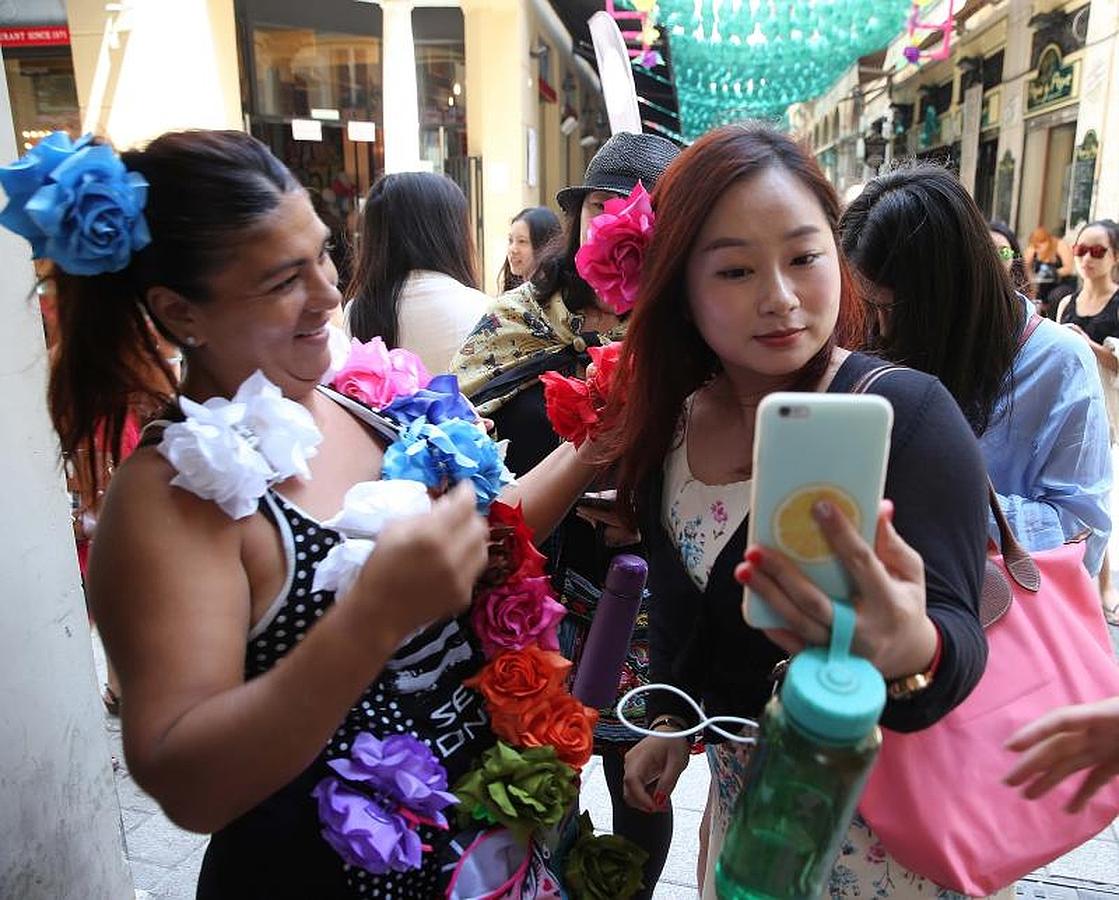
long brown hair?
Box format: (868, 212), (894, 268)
(48, 130), (300, 493)
(608, 123), (865, 522)
(346, 172), (479, 347)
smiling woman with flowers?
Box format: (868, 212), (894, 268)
(0, 130), (631, 898)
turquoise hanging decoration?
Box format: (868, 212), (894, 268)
(657, 0), (911, 140)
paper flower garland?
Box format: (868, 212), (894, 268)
(150, 336), (636, 893)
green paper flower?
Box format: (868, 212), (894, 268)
(564, 812), (649, 900)
(452, 742), (578, 842)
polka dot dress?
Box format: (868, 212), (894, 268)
(247, 491), (496, 898)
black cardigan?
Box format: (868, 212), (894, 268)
(640, 353), (990, 738)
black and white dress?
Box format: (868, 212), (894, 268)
(154, 392), (498, 899)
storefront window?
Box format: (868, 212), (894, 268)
(4, 50), (79, 151)
(413, 8), (466, 172)
(251, 26), (381, 122)
(239, 1), (387, 289)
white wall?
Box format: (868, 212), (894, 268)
(0, 51), (133, 900)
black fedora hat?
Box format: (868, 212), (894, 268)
(556, 131), (680, 213)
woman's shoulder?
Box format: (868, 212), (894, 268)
(837, 352), (972, 453)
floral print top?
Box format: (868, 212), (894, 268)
(662, 395), (751, 591)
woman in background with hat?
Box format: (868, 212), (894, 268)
(450, 131), (681, 896)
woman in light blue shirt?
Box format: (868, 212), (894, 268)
(839, 165), (1111, 575)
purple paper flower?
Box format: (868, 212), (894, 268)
(383, 374), (475, 426)
(312, 777), (425, 873)
(312, 732), (458, 876)
(327, 732), (458, 827)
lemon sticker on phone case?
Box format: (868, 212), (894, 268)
(772, 484), (860, 563)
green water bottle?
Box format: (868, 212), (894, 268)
(715, 602), (886, 900)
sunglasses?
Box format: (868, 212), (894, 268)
(1074, 244), (1109, 259)
(996, 246), (1016, 261)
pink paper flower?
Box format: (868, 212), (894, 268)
(470, 576), (566, 658)
(331, 337), (432, 409)
(575, 182), (655, 315)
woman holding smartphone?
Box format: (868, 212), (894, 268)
(606, 124), (989, 897)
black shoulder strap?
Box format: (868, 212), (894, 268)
(316, 384), (402, 444)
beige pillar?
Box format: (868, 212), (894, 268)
(0, 51), (133, 900)
(379, 0), (423, 173)
(996, 0), (1033, 232)
(959, 83), (983, 195)
(462, 0), (538, 290)
(1078, 0), (1119, 219)
(65, 0), (241, 148)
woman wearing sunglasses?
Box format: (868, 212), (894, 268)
(1057, 219), (1119, 624)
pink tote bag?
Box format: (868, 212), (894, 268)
(859, 489), (1119, 896)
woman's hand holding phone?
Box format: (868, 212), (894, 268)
(735, 498), (939, 682)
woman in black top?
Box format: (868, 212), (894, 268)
(1057, 219), (1119, 623)
(603, 124), (988, 897)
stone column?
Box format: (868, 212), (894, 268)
(996, 0), (1034, 232)
(0, 53), (133, 900)
(1077, 0), (1119, 220)
(959, 82), (983, 194)
(461, 0), (537, 289)
(379, 0), (422, 173)
(65, 0), (242, 148)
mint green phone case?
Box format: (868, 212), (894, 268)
(744, 392), (893, 631)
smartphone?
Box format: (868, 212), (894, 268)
(743, 392), (893, 630)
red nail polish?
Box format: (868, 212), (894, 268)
(746, 548), (764, 565)
(739, 563), (753, 585)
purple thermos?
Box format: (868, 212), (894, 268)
(572, 554), (648, 709)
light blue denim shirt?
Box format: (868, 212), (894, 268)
(978, 298), (1112, 575)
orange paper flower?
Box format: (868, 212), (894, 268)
(518, 694), (599, 771)
(465, 646), (571, 725)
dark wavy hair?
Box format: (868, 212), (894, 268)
(498, 206), (562, 293)
(840, 164), (1018, 435)
(528, 205), (599, 314)
(608, 123), (865, 524)
(347, 172), (478, 347)
(48, 129), (300, 492)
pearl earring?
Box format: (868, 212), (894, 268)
(184, 336), (198, 347)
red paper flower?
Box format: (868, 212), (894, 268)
(540, 341), (624, 447)
(487, 501), (547, 582)
(574, 183), (654, 315)
(540, 372), (597, 447)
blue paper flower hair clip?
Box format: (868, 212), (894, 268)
(0, 131), (151, 276)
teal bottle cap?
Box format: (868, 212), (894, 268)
(780, 601), (886, 745)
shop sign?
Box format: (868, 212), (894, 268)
(0, 26), (69, 47)
(1027, 45), (1077, 113)
(1069, 130), (1098, 227)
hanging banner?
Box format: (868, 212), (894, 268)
(0, 26), (70, 47)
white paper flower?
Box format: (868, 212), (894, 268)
(320, 323), (353, 385)
(312, 538), (375, 597)
(235, 371), (322, 481)
(157, 370), (323, 519)
(324, 479), (432, 539)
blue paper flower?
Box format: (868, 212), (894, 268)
(381, 416), (513, 513)
(383, 374), (475, 426)
(0, 131), (150, 275)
